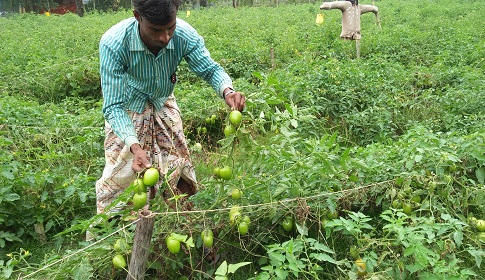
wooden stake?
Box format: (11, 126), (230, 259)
(355, 39), (361, 59)
(126, 210), (155, 280)
(270, 47), (275, 70)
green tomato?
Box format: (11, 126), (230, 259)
(478, 232), (485, 242)
(327, 210), (339, 220)
(112, 254), (126, 269)
(476, 220), (485, 232)
(133, 178), (146, 193)
(193, 142), (202, 152)
(349, 245), (359, 259)
(113, 238), (129, 253)
(229, 110), (242, 126)
(403, 203), (413, 215)
(132, 192), (147, 210)
(230, 211), (241, 226)
(355, 258), (367, 277)
(230, 205), (242, 215)
(241, 215), (251, 225)
(166, 236), (181, 254)
(219, 166), (232, 180)
(238, 221), (249, 235)
(224, 125), (236, 137)
(201, 229), (214, 248)
(392, 200), (402, 209)
(411, 195), (421, 204)
(213, 167), (221, 178)
(231, 188), (243, 199)
(282, 219), (293, 232)
(143, 167), (160, 187)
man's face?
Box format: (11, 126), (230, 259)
(134, 11), (176, 50)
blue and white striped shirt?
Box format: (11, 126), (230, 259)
(99, 17), (233, 148)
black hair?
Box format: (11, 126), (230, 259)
(348, 0), (358, 5)
(133, 0), (182, 25)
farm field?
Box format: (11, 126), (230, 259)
(1, 0), (485, 279)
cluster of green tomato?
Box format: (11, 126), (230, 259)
(391, 194), (422, 216)
(229, 206), (251, 235)
(223, 110), (242, 137)
(130, 167), (160, 211)
(164, 229), (214, 255)
(112, 238), (130, 270)
(469, 216), (485, 241)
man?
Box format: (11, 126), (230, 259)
(96, 0), (245, 215)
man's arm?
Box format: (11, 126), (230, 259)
(100, 42), (151, 172)
(182, 25), (245, 111)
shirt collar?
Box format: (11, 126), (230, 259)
(129, 18), (175, 52)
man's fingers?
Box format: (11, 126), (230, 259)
(227, 92), (246, 111)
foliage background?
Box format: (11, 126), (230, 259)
(0, 0), (484, 279)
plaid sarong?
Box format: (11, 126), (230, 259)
(95, 94), (197, 214)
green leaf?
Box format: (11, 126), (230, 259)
(275, 268), (289, 279)
(467, 249), (484, 268)
(309, 253), (337, 264)
(215, 261), (228, 276)
(169, 233), (188, 243)
(268, 251), (286, 263)
(453, 231), (463, 247)
(227, 262), (251, 274)
(184, 236), (195, 248)
(476, 167), (485, 184)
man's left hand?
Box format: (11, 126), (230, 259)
(225, 91), (245, 112)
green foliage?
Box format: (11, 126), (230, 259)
(0, 0), (484, 279)
(252, 226), (336, 280)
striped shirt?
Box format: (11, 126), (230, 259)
(99, 17), (233, 148)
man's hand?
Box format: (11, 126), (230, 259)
(224, 90), (245, 112)
(130, 144), (151, 173)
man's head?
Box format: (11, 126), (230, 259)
(132, 0), (182, 25)
(133, 0), (182, 50)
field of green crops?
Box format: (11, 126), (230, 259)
(1, 0), (485, 279)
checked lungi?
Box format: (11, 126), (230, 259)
(95, 94), (198, 214)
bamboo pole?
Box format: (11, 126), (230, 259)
(126, 210), (155, 280)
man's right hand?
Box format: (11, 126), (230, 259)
(130, 144), (152, 173)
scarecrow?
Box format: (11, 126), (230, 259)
(320, 0), (381, 57)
